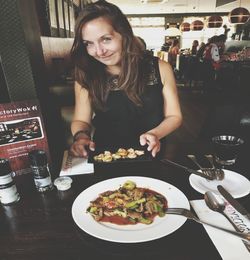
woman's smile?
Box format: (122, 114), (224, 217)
(99, 53), (113, 60)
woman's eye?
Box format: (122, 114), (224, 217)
(83, 41), (92, 47)
(102, 37), (111, 43)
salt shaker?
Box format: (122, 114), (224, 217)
(0, 158), (20, 205)
(28, 150), (53, 192)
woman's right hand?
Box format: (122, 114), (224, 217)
(69, 136), (95, 158)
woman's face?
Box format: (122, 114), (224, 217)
(82, 17), (123, 73)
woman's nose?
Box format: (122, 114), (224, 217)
(95, 44), (106, 56)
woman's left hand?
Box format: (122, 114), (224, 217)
(139, 133), (161, 157)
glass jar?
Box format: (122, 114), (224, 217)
(28, 150), (53, 192)
(0, 158), (20, 205)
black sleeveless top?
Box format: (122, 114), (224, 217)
(92, 56), (164, 147)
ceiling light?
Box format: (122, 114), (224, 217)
(180, 22), (190, 32)
(207, 15), (223, 28)
(190, 20), (204, 31)
(228, 7), (250, 24)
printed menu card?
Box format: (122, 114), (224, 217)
(0, 99), (50, 176)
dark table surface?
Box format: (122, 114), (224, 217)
(1, 141), (249, 260)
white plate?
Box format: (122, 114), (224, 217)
(72, 176), (189, 243)
(189, 169), (250, 198)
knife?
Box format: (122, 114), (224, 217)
(217, 185), (250, 220)
(161, 159), (214, 180)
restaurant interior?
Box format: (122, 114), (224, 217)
(1, 0), (250, 170)
(0, 1), (250, 259)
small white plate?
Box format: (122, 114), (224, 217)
(189, 169), (250, 198)
(72, 176), (189, 243)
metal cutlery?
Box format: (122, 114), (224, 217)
(161, 158), (214, 180)
(165, 207), (250, 244)
(217, 185), (250, 220)
(205, 154), (225, 180)
(204, 191), (241, 231)
(205, 191), (250, 251)
(187, 155), (216, 179)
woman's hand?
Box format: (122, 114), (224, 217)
(69, 136), (95, 158)
(139, 133), (161, 157)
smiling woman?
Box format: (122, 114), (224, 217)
(70, 0), (182, 158)
(81, 16), (123, 73)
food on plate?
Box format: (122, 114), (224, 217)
(93, 148), (145, 162)
(87, 180), (168, 225)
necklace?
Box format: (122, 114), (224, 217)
(107, 75), (120, 90)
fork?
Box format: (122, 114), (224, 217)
(160, 158), (214, 180)
(187, 155), (216, 180)
(166, 208), (250, 243)
(205, 154), (225, 180)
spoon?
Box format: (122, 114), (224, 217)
(204, 191), (237, 227)
(204, 191), (250, 250)
(205, 154), (225, 180)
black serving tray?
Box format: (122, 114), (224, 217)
(88, 146), (153, 164)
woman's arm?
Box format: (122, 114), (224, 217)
(151, 59), (182, 137)
(140, 59), (182, 156)
(70, 81), (95, 157)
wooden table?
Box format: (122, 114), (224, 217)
(1, 142), (249, 260)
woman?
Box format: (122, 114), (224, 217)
(196, 42), (206, 60)
(70, 1), (182, 158)
(168, 39), (180, 68)
(191, 40), (199, 55)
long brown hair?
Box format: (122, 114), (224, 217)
(71, 0), (148, 110)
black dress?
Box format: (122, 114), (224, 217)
(92, 56), (164, 148)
